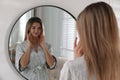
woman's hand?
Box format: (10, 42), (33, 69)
(39, 33), (55, 67)
(20, 33), (32, 69)
(39, 33), (45, 48)
(74, 37), (84, 58)
(27, 33), (32, 47)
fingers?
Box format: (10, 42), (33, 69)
(41, 32), (44, 35)
(40, 33), (45, 41)
(74, 37), (81, 49)
(39, 33), (45, 46)
(74, 37), (77, 48)
(39, 33), (45, 47)
(77, 45), (83, 54)
(41, 33), (44, 39)
(39, 32), (44, 37)
(27, 33), (32, 43)
(27, 33), (29, 41)
(27, 33), (31, 40)
(74, 37), (83, 58)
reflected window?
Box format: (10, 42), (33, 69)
(9, 10), (34, 64)
(60, 12), (76, 60)
(19, 10), (34, 41)
(9, 10), (34, 48)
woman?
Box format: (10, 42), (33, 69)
(15, 17), (56, 80)
(59, 2), (120, 80)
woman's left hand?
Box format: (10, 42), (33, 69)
(74, 37), (84, 58)
(39, 33), (45, 47)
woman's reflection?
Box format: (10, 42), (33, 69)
(15, 17), (57, 80)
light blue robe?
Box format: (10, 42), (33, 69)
(15, 41), (53, 80)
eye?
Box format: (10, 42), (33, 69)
(38, 27), (41, 30)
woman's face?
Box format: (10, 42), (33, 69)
(30, 22), (42, 38)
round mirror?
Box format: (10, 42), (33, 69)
(8, 5), (76, 80)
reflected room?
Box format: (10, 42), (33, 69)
(8, 6), (76, 80)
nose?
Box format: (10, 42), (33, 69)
(35, 28), (38, 33)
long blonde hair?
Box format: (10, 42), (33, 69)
(77, 2), (120, 80)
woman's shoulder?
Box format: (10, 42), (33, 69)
(63, 56), (86, 71)
(62, 56), (88, 79)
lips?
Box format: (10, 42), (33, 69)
(34, 33), (38, 36)
(35, 33), (38, 35)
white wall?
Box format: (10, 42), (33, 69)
(0, 0), (109, 80)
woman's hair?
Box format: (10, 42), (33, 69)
(77, 2), (120, 80)
(24, 17), (43, 40)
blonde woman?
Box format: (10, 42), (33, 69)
(60, 2), (120, 80)
(15, 17), (56, 80)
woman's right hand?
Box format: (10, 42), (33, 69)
(20, 33), (32, 69)
(27, 33), (32, 47)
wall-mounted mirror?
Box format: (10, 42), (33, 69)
(8, 5), (76, 80)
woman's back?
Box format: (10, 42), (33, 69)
(76, 2), (120, 80)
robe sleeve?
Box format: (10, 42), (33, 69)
(45, 43), (57, 70)
(15, 43), (25, 71)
